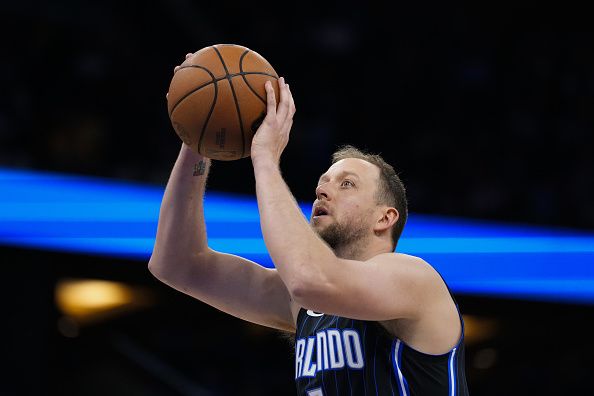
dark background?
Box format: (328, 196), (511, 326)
(1, 1), (593, 395)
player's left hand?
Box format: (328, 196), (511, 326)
(251, 77), (296, 167)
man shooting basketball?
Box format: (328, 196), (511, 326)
(150, 57), (469, 395)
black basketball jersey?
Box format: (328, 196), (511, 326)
(294, 302), (469, 396)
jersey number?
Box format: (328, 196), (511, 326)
(307, 389), (324, 396)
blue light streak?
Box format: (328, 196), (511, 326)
(1, 167), (593, 304)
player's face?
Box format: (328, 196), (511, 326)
(310, 158), (382, 249)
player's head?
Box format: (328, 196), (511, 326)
(311, 145), (408, 252)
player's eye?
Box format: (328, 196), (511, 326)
(341, 180), (354, 187)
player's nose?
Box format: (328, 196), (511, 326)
(315, 184), (330, 201)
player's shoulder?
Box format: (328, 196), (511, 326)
(368, 251), (430, 267)
(368, 252), (443, 282)
(371, 253), (455, 319)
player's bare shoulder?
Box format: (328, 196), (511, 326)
(374, 253), (460, 348)
(369, 252), (451, 304)
(370, 252), (441, 278)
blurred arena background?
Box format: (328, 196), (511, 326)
(1, 2), (594, 395)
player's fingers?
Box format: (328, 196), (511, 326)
(287, 84), (296, 117)
(265, 80), (277, 117)
(277, 77), (290, 121)
(185, 53), (193, 59)
(174, 65), (181, 73)
(279, 109), (293, 134)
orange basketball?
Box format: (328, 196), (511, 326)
(167, 44), (280, 161)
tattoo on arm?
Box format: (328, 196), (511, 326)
(193, 160), (206, 176)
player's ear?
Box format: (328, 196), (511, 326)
(374, 207), (399, 233)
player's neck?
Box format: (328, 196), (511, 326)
(333, 237), (392, 261)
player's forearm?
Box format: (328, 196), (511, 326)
(254, 161), (337, 292)
(150, 144), (211, 267)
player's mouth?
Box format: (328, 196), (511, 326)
(312, 206), (330, 219)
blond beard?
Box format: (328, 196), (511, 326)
(313, 215), (370, 259)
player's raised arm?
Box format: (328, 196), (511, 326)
(148, 143), (294, 332)
(148, 53), (294, 332)
(250, 78), (458, 333)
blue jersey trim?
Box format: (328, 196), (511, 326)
(391, 303), (465, 359)
(391, 339), (410, 396)
(448, 347), (458, 396)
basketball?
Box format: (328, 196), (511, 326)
(167, 44), (280, 161)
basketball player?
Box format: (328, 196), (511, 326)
(149, 54), (469, 395)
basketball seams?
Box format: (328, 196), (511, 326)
(239, 50), (265, 153)
(239, 50), (267, 105)
(170, 70), (276, 117)
(169, 73), (275, 117)
(168, 65), (216, 117)
(197, 79), (218, 154)
(178, 69), (278, 79)
(213, 45), (246, 158)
